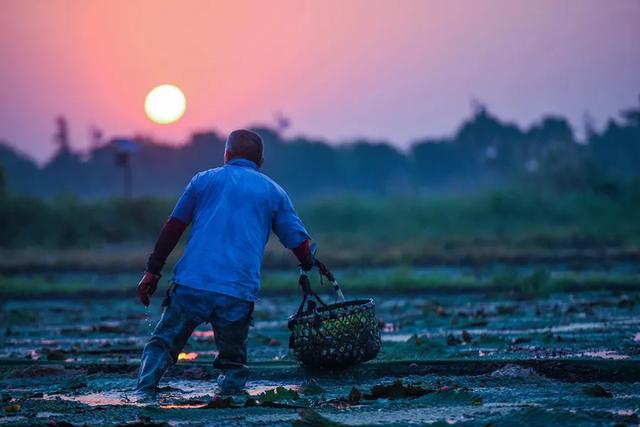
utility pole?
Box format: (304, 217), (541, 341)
(53, 116), (71, 154)
(89, 125), (104, 149)
(113, 139), (137, 198)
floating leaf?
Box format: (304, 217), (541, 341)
(407, 333), (426, 346)
(582, 384), (613, 398)
(447, 334), (462, 346)
(255, 400), (306, 409)
(47, 349), (66, 361)
(420, 302), (449, 317)
(496, 305), (518, 315)
(618, 295), (635, 309)
(255, 386), (299, 402)
(94, 322), (127, 334)
(464, 320), (488, 327)
(115, 415), (169, 426)
(367, 380), (434, 400)
(66, 376), (88, 390)
(200, 395), (307, 410)
(301, 379), (325, 395)
(3, 404), (20, 413)
(419, 389), (483, 406)
(52, 375), (88, 394)
(292, 408), (345, 427)
(347, 387), (361, 404)
(200, 396), (238, 409)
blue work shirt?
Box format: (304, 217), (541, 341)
(169, 158), (310, 301)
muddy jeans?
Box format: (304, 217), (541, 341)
(136, 284), (254, 393)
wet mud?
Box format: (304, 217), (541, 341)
(1, 288), (639, 425)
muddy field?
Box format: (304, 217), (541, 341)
(1, 281), (639, 426)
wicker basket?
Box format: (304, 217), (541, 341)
(288, 262), (381, 370)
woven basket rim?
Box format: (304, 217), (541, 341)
(289, 298), (375, 324)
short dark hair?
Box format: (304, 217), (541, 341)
(225, 129), (264, 164)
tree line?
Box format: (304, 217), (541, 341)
(0, 97), (638, 200)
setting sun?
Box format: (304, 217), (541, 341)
(144, 84), (186, 124)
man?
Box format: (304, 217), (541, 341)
(135, 129), (315, 395)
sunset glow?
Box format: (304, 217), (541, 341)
(0, 1), (639, 162)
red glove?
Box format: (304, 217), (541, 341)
(292, 239), (315, 271)
(137, 272), (161, 307)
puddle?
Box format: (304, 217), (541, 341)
(177, 352), (199, 361)
(382, 319), (640, 345)
(381, 334), (415, 343)
(44, 391), (147, 407)
(0, 417), (26, 424)
(36, 412), (65, 417)
(575, 351), (630, 360)
(192, 330), (214, 338)
(460, 319), (640, 336)
(160, 403), (204, 409)
(37, 381), (304, 410)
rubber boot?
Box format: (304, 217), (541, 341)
(216, 367), (250, 395)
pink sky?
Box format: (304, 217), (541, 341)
(1, 0), (639, 163)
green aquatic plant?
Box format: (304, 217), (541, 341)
(293, 409), (345, 427)
(301, 380), (325, 396)
(365, 380), (434, 400)
(417, 388), (483, 406)
(582, 384), (613, 398)
(255, 386), (299, 402)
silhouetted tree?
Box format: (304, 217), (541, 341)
(1, 97), (639, 198)
(0, 165), (6, 197)
(590, 95), (640, 179)
(53, 116), (71, 154)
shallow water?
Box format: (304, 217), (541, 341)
(1, 288), (639, 425)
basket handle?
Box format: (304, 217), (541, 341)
(294, 259), (346, 318)
(315, 259), (346, 303)
(295, 269), (327, 318)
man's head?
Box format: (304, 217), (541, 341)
(224, 129), (264, 167)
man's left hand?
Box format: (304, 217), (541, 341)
(292, 240), (316, 271)
(137, 272), (161, 307)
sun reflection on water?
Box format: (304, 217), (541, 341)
(177, 352), (199, 361)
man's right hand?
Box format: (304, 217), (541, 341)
(137, 272), (161, 307)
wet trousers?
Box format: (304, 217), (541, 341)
(136, 284), (253, 393)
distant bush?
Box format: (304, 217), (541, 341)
(0, 166), (5, 197)
(0, 195), (170, 248)
(1, 182), (639, 250)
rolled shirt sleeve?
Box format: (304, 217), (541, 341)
(272, 190), (311, 249)
(171, 174), (199, 224)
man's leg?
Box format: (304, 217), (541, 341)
(136, 297), (198, 393)
(210, 296), (253, 394)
